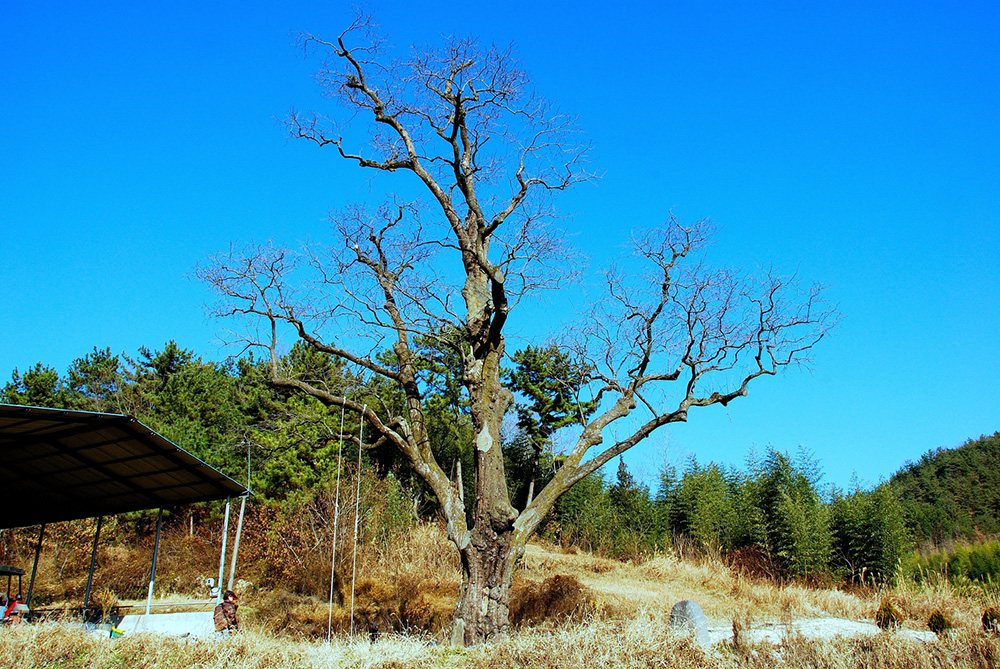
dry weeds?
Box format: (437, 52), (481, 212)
(6, 523), (1000, 666)
(3, 614), (999, 668)
(522, 542), (866, 624)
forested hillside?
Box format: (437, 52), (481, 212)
(890, 432), (1000, 543)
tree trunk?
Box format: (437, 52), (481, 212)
(451, 311), (520, 645)
(451, 526), (524, 645)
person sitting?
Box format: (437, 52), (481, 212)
(213, 590), (239, 636)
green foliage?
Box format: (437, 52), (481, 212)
(66, 347), (123, 412)
(902, 539), (1000, 585)
(1, 362), (72, 408)
(546, 470), (618, 552)
(505, 345), (596, 508)
(728, 469), (767, 551)
(549, 448), (838, 573)
(655, 449), (847, 580)
(544, 461), (660, 558)
(506, 345), (595, 453)
(6, 336), (993, 596)
(123, 342), (251, 472)
(774, 488), (831, 580)
(0, 337), (472, 527)
(831, 484), (910, 583)
(608, 459), (659, 552)
(663, 460), (739, 551)
(891, 432), (1000, 543)
(371, 329), (476, 504)
(2, 341), (359, 497)
(253, 393), (348, 499)
(753, 450), (832, 580)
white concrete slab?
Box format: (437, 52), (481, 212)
(706, 617), (937, 646)
(118, 611), (215, 637)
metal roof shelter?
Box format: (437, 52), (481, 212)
(0, 404), (248, 529)
(0, 404), (250, 614)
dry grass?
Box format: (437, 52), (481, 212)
(3, 615), (999, 668)
(522, 540), (1000, 635)
(0, 622), (434, 669)
(522, 542), (867, 624)
(244, 522), (460, 639)
(6, 522), (1000, 666)
(890, 571), (1000, 632)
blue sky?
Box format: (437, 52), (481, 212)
(2, 1), (997, 489)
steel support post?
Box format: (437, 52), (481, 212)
(83, 516), (103, 618)
(227, 494), (247, 592)
(145, 508), (164, 615)
(215, 498), (231, 604)
(26, 524), (45, 608)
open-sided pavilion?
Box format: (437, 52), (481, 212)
(0, 403), (250, 616)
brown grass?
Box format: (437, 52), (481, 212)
(243, 522), (459, 639)
(7, 519), (1000, 666)
(13, 519), (994, 637)
(3, 615), (1000, 668)
(521, 542), (867, 623)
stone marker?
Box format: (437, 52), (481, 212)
(669, 599), (710, 649)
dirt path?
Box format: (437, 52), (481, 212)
(523, 543), (937, 646)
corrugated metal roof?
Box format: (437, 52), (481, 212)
(0, 404), (249, 529)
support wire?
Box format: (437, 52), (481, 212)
(349, 403), (367, 638)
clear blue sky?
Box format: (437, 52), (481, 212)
(2, 0), (997, 489)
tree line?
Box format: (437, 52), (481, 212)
(545, 450), (910, 584)
(1, 340), (943, 586)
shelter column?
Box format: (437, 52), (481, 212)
(26, 523), (45, 607)
(215, 498), (231, 604)
(145, 508), (164, 616)
(83, 516), (103, 618)
(227, 494), (247, 592)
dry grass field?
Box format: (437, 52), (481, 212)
(3, 523), (999, 667)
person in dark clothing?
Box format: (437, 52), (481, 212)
(213, 590), (239, 636)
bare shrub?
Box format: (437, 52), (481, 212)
(726, 545), (782, 581)
(510, 574), (590, 627)
(876, 598), (904, 630)
(984, 606), (1000, 634)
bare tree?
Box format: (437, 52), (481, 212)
(198, 14), (835, 645)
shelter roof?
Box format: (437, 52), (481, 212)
(0, 404), (248, 529)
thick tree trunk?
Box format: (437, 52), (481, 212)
(450, 275), (522, 644)
(451, 526), (524, 645)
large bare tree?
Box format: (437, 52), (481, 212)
(199, 14), (835, 645)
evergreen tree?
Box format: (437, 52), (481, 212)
(2, 362), (71, 408)
(506, 345), (597, 507)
